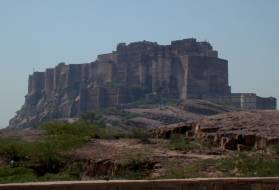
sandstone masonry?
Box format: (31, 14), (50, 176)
(8, 38), (277, 128)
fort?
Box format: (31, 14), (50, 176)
(9, 38), (277, 128)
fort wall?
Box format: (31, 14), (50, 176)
(9, 38), (277, 128)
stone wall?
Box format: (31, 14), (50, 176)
(187, 56), (230, 98)
(257, 96), (277, 110)
(10, 38), (232, 128)
(205, 93), (277, 110)
(9, 38), (276, 128)
(1, 178), (279, 190)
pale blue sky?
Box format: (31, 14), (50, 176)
(0, 0), (278, 128)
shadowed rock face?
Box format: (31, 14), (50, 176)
(196, 110), (279, 150)
(9, 38), (230, 128)
(151, 110), (279, 151)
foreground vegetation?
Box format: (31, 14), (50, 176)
(168, 134), (208, 152)
(0, 112), (152, 183)
(162, 150), (279, 179)
(1, 111), (279, 183)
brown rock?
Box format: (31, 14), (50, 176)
(152, 110), (279, 151)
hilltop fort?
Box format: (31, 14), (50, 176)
(9, 38), (276, 128)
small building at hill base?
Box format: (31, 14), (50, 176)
(205, 93), (277, 110)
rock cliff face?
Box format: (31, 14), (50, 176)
(151, 110), (279, 151)
(9, 38), (230, 128)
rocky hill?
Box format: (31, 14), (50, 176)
(2, 108), (279, 181)
(8, 38), (276, 129)
(9, 38), (231, 128)
(152, 110), (279, 151)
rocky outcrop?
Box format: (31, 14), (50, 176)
(151, 122), (194, 139)
(9, 38), (230, 128)
(152, 110), (279, 150)
(179, 99), (238, 116)
(196, 110), (279, 150)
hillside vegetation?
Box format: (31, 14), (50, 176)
(1, 109), (279, 183)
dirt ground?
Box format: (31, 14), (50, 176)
(73, 138), (222, 178)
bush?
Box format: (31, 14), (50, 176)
(217, 152), (279, 177)
(270, 144), (279, 156)
(164, 164), (200, 179)
(130, 128), (151, 143)
(168, 134), (203, 152)
(39, 172), (75, 181)
(0, 166), (37, 184)
(0, 118), (130, 183)
(0, 166), (76, 184)
(81, 112), (106, 127)
(0, 138), (30, 162)
(40, 121), (96, 147)
(0, 121), (96, 177)
(162, 159), (217, 179)
(114, 151), (154, 180)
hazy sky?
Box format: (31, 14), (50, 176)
(0, 0), (278, 128)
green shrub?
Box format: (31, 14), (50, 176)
(0, 138), (30, 162)
(114, 151), (153, 180)
(0, 166), (37, 184)
(164, 164), (200, 179)
(39, 172), (76, 181)
(81, 112), (106, 127)
(270, 144), (279, 156)
(217, 152), (279, 177)
(162, 159), (217, 179)
(41, 121), (95, 138)
(0, 166), (77, 184)
(64, 162), (83, 179)
(168, 134), (203, 152)
(0, 118), (126, 183)
(130, 128), (150, 143)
